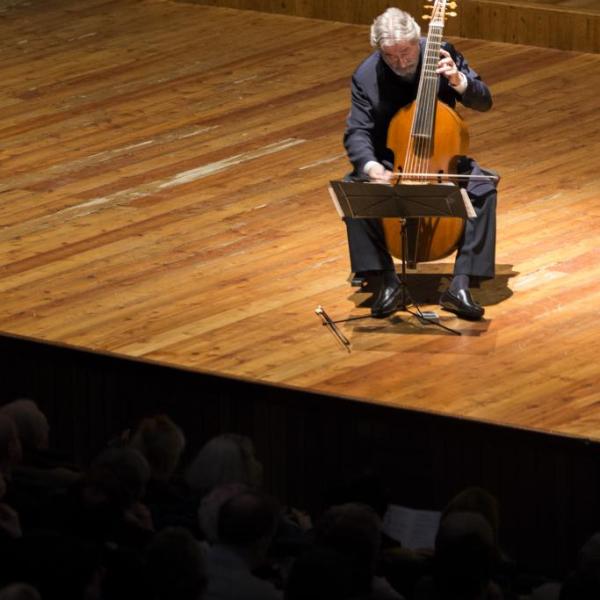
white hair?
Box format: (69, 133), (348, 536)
(370, 8), (421, 48)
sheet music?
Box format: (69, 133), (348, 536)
(382, 503), (441, 549)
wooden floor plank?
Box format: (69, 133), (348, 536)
(0, 0), (599, 440)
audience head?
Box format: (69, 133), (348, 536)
(129, 414), (185, 482)
(442, 486), (500, 544)
(285, 546), (354, 600)
(0, 584), (41, 600)
(0, 414), (22, 476)
(434, 510), (499, 600)
(146, 527), (207, 600)
(186, 433), (263, 494)
(0, 400), (49, 453)
(217, 490), (279, 564)
(314, 503), (382, 593)
(198, 482), (248, 543)
(85, 447), (151, 510)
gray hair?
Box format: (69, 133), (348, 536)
(186, 433), (263, 493)
(370, 8), (421, 48)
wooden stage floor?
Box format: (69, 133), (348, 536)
(1, 0), (599, 441)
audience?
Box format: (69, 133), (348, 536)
(204, 489), (282, 600)
(0, 400), (79, 533)
(146, 527), (207, 600)
(186, 433), (263, 496)
(130, 414), (185, 484)
(315, 502), (404, 600)
(129, 414), (188, 529)
(0, 584), (40, 600)
(0, 400), (48, 457)
(558, 532), (600, 599)
(0, 396), (597, 600)
(414, 511), (502, 600)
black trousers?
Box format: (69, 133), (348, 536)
(343, 161), (497, 280)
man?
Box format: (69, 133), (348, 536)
(204, 489), (282, 600)
(343, 7), (497, 320)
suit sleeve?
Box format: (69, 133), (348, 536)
(447, 42), (492, 112)
(343, 74), (378, 175)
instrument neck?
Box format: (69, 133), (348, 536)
(411, 24), (444, 143)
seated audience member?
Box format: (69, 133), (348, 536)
(315, 503), (403, 600)
(285, 546), (355, 600)
(186, 433), (263, 497)
(199, 482), (249, 543)
(145, 527), (207, 600)
(0, 400), (49, 458)
(130, 415), (185, 484)
(129, 414), (187, 528)
(0, 583), (40, 600)
(49, 447), (154, 549)
(442, 487), (500, 545)
(1, 399), (79, 532)
(442, 487), (517, 595)
(414, 511), (502, 600)
(204, 489), (282, 600)
(559, 532), (600, 600)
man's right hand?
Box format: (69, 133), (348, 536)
(366, 162), (393, 183)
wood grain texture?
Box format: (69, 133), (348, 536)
(187, 0), (600, 52)
(0, 1), (599, 440)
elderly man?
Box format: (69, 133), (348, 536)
(343, 7), (497, 320)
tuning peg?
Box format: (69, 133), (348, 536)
(447, 1), (457, 8)
(446, 11), (457, 16)
(423, 4), (433, 9)
(422, 14), (432, 20)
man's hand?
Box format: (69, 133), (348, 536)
(437, 49), (463, 88)
(366, 162), (393, 183)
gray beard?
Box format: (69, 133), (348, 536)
(391, 65), (418, 81)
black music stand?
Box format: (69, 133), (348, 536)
(328, 180), (476, 335)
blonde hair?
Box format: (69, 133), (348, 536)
(370, 8), (421, 48)
(130, 415), (185, 481)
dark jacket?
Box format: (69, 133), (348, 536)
(343, 39), (492, 177)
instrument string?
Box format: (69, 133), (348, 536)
(404, 1), (446, 182)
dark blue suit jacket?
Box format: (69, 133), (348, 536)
(344, 39), (492, 189)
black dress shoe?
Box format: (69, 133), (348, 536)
(440, 288), (484, 320)
(371, 277), (403, 318)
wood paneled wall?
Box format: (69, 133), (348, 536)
(183, 0), (600, 52)
(2, 332), (600, 577)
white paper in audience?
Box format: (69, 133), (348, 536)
(382, 504), (441, 550)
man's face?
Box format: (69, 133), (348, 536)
(380, 40), (420, 79)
